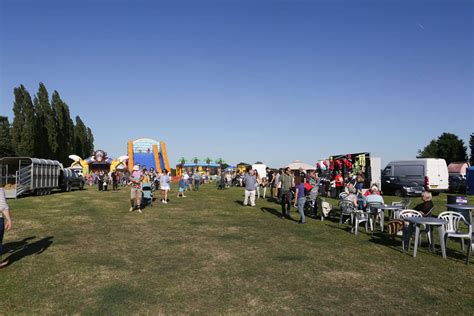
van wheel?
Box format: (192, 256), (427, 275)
(432, 192), (440, 196)
(395, 189), (403, 197)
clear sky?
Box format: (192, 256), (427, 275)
(1, 0), (473, 167)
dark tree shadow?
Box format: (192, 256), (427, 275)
(261, 207), (282, 218)
(260, 207), (299, 222)
(2, 236), (54, 267)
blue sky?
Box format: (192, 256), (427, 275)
(1, 0), (473, 167)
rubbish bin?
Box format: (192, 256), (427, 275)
(447, 195), (470, 223)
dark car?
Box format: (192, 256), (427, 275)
(448, 174), (467, 194)
(381, 176), (424, 197)
(59, 168), (84, 192)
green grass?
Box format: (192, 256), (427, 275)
(1, 184), (473, 314)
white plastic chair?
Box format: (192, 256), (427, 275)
(338, 192), (349, 201)
(391, 198), (412, 219)
(352, 209), (370, 235)
(438, 211), (473, 264)
(339, 200), (355, 225)
(399, 209), (423, 250)
(367, 202), (384, 232)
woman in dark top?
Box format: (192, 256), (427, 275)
(414, 191), (434, 216)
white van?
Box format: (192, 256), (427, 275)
(382, 158), (449, 194)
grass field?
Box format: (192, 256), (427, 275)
(1, 184), (473, 314)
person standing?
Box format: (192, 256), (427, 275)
(293, 178), (306, 224)
(266, 168), (274, 198)
(273, 169), (281, 201)
(279, 167), (294, 219)
(243, 169), (257, 206)
(255, 170), (261, 199)
(0, 188), (12, 268)
(177, 176), (187, 198)
(183, 171), (190, 191)
(261, 177), (269, 199)
(112, 171), (118, 190)
(335, 171), (344, 197)
(193, 172), (201, 191)
(98, 171), (104, 191)
(308, 170), (320, 215)
(103, 173), (109, 191)
(129, 165), (143, 213)
(160, 169), (171, 203)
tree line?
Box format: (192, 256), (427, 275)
(418, 132), (474, 165)
(0, 83), (94, 165)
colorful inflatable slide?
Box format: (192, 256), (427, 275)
(127, 138), (170, 172)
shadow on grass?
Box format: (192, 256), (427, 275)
(261, 207), (301, 222)
(2, 236), (54, 267)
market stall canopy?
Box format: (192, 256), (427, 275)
(286, 160), (315, 171)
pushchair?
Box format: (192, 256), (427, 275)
(141, 182), (153, 207)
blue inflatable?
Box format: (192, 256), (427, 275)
(467, 167), (474, 195)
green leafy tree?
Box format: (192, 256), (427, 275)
(11, 85), (36, 156)
(33, 83), (57, 158)
(418, 132), (467, 164)
(469, 133), (474, 166)
(85, 127), (94, 157)
(0, 116), (15, 156)
(73, 116), (88, 158)
(52, 91), (74, 164)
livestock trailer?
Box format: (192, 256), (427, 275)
(0, 157), (62, 198)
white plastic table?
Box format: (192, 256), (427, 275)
(378, 205), (403, 219)
(405, 217), (448, 258)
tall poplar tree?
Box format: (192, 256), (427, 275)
(11, 85), (36, 156)
(73, 116), (88, 158)
(34, 82), (57, 158)
(52, 91), (74, 164)
(86, 127), (94, 156)
(0, 116), (15, 157)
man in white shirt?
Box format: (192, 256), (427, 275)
(183, 172), (190, 191)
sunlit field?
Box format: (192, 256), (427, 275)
(1, 184), (473, 314)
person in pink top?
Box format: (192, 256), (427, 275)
(129, 165), (144, 213)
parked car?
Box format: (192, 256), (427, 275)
(59, 168), (84, 192)
(448, 173), (467, 194)
(382, 158), (449, 194)
(381, 176), (424, 197)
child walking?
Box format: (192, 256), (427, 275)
(177, 176), (187, 198)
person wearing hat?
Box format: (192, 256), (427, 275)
(129, 165), (144, 213)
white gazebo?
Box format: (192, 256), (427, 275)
(286, 160), (316, 171)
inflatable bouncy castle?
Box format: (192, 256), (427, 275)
(127, 138), (170, 172)
(69, 150), (128, 174)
